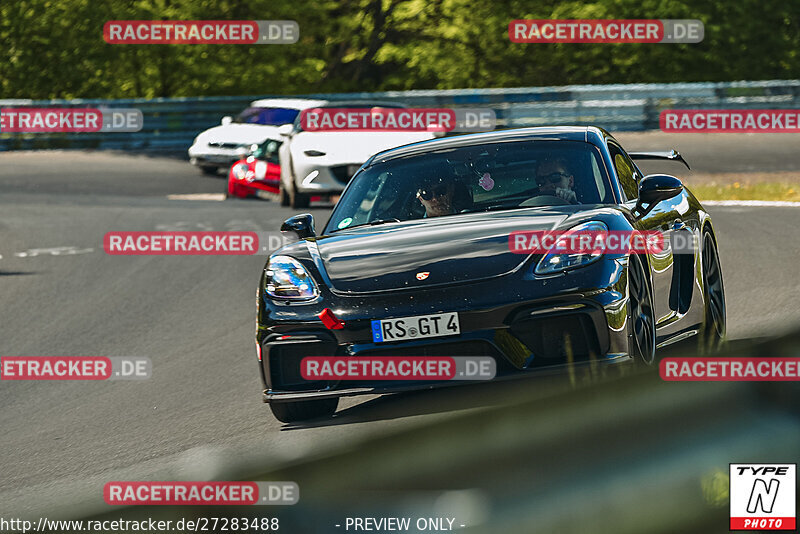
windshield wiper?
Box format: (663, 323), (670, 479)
(331, 218), (401, 232)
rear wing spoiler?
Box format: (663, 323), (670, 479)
(628, 150), (690, 170)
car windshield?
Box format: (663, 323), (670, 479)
(250, 139), (282, 163)
(326, 140), (612, 232)
(236, 107), (300, 126)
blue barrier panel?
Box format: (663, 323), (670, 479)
(2, 80), (799, 153)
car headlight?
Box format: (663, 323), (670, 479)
(534, 221), (608, 275)
(232, 163), (249, 180)
(264, 255), (319, 300)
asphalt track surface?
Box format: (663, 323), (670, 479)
(1, 133), (799, 519)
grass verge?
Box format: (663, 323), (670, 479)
(686, 182), (800, 202)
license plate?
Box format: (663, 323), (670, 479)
(371, 312), (460, 343)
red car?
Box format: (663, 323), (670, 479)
(226, 139), (282, 199)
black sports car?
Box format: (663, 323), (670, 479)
(256, 127), (726, 422)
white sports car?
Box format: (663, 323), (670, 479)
(277, 103), (437, 208)
(188, 98), (326, 175)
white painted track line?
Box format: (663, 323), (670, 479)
(703, 200), (800, 207)
(167, 193), (225, 201)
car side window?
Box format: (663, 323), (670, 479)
(590, 153), (607, 201)
(263, 140), (281, 164)
(608, 142), (638, 201)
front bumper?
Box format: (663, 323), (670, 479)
(293, 162), (359, 195)
(232, 178), (280, 196)
(262, 352), (631, 402)
(258, 282), (631, 403)
(189, 145), (241, 167)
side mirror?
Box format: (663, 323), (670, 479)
(281, 213), (315, 240)
(635, 174), (683, 213)
(221, 116), (233, 126)
(277, 124), (294, 137)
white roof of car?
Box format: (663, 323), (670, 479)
(248, 98), (328, 110)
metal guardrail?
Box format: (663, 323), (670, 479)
(2, 80), (799, 154)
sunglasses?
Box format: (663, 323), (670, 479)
(417, 184), (450, 200)
(538, 171), (571, 184)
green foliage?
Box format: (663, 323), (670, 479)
(0, 0), (798, 99)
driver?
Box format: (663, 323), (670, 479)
(417, 176), (457, 217)
(536, 158), (578, 204)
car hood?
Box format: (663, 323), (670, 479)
(290, 131), (435, 165)
(196, 124), (282, 145)
(310, 207), (594, 294)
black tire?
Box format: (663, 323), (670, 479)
(269, 398), (338, 423)
(699, 230), (726, 353)
(627, 254), (656, 365)
(279, 180), (290, 207)
(199, 165), (219, 176)
(289, 181), (310, 209)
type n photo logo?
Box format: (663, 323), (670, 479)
(730, 464), (796, 530)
